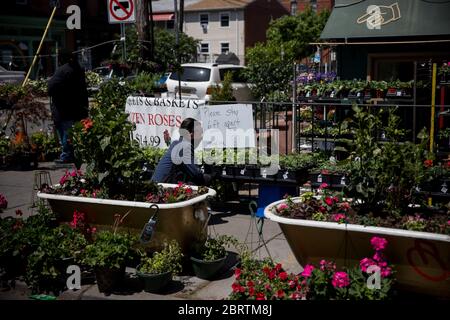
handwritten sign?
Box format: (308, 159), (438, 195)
(201, 104), (255, 148)
(125, 97), (255, 149)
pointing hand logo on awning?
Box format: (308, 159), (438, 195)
(357, 2), (401, 29)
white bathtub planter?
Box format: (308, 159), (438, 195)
(264, 197), (450, 298)
(37, 183), (216, 254)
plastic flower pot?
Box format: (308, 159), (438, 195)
(136, 267), (172, 293)
(190, 255), (227, 280)
(94, 266), (126, 294)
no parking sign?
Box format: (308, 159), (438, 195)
(107, 0), (136, 24)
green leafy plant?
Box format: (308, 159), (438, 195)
(210, 71), (235, 103)
(130, 72), (161, 95)
(193, 235), (238, 262)
(279, 152), (322, 171)
(85, 70), (102, 88)
(142, 147), (166, 170)
(81, 231), (136, 270)
(137, 240), (183, 275)
(25, 224), (87, 294)
(346, 106), (428, 216)
(71, 78), (147, 199)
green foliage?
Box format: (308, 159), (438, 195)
(245, 42), (293, 101)
(130, 72), (162, 94)
(82, 231), (136, 270)
(125, 26), (198, 71)
(279, 152), (322, 171)
(245, 7), (329, 100)
(194, 235), (238, 262)
(26, 78), (48, 97)
(85, 70), (102, 88)
(138, 240), (183, 275)
(71, 77), (146, 199)
(266, 7), (330, 60)
(210, 71), (235, 103)
(0, 135), (10, 156)
(0, 204), (56, 276)
(346, 106), (428, 216)
(25, 225), (87, 294)
(30, 131), (60, 160)
(142, 147), (166, 170)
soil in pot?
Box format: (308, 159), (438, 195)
(94, 266), (126, 294)
(190, 255), (227, 280)
(136, 269), (172, 293)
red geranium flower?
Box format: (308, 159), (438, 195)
(256, 292), (266, 300)
(278, 271), (288, 281)
(80, 118), (93, 133)
(424, 159), (433, 168)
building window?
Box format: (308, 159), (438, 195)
(221, 43), (230, 54)
(220, 13), (230, 27)
(200, 13), (209, 26)
(166, 19), (174, 29)
(200, 43), (209, 54)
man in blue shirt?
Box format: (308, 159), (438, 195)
(151, 118), (211, 185)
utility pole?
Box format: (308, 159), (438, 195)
(136, 0), (151, 64)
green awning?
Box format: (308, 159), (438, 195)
(321, 0), (450, 40)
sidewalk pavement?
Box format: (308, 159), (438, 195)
(0, 163), (302, 300)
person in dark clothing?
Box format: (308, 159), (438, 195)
(48, 49), (88, 163)
(151, 118), (211, 186)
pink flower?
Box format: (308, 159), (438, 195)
(381, 267), (392, 278)
(276, 203), (289, 212)
(325, 197), (334, 207)
(289, 280), (297, 288)
(447, 220), (450, 226)
(234, 268), (241, 279)
(371, 237), (388, 251)
(264, 284), (272, 291)
(0, 193), (8, 209)
(319, 183), (329, 189)
(248, 287), (255, 296)
(331, 272), (350, 288)
(333, 213), (346, 223)
(340, 202), (351, 210)
(360, 258), (375, 272)
(290, 292), (301, 300)
(373, 251), (385, 262)
(301, 264), (315, 277)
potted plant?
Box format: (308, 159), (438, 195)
(81, 230), (136, 294)
(263, 107), (450, 298)
(136, 240), (183, 292)
(25, 224), (87, 295)
(190, 235), (238, 280)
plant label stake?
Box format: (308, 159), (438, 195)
(317, 174), (323, 183)
(240, 168), (245, 175)
(283, 170), (289, 180)
(140, 204), (159, 244)
(441, 182), (448, 194)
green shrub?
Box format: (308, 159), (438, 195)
(138, 240), (183, 275)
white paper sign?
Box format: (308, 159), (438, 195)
(125, 97), (204, 148)
(201, 104), (255, 148)
(125, 97), (255, 149)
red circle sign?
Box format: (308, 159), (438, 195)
(109, 0), (134, 21)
